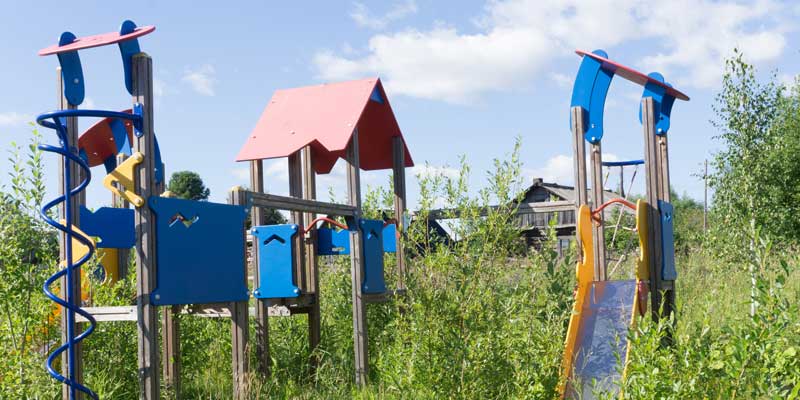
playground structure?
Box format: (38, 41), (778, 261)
(36, 20), (409, 400)
(559, 50), (689, 398)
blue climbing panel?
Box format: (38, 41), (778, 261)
(79, 205), (135, 248)
(659, 200), (677, 280)
(317, 223), (397, 255)
(252, 224), (301, 299)
(149, 196), (249, 305)
(360, 219), (387, 294)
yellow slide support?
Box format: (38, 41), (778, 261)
(559, 201), (650, 399)
(49, 224), (120, 322)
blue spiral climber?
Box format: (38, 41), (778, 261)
(37, 108), (141, 400)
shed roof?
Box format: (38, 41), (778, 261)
(236, 78), (413, 174)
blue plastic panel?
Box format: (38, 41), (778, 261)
(117, 20), (142, 95)
(317, 227), (351, 255)
(149, 197), (249, 305)
(79, 206), (135, 248)
(383, 223), (397, 253)
(252, 224), (301, 299)
(659, 200), (677, 280)
(570, 49), (613, 144)
(360, 219), (387, 294)
(317, 224), (398, 255)
(56, 32), (84, 106)
(601, 159), (644, 167)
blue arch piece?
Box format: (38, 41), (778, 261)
(639, 72), (676, 135)
(79, 206), (135, 249)
(117, 20), (142, 95)
(149, 197), (249, 305)
(570, 49), (614, 144)
(56, 32), (85, 106)
(360, 219), (387, 294)
(252, 224), (301, 299)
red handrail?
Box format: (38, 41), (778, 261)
(591, 197), (636, 222)
(304, 217), (348, 233)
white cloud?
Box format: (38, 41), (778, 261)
(549, 72), (572, 88)
(230, 167), (249, 181)
(154, 78), (167, 98)
(524, 152), (624, 186)
(182, 64), (217, 96)
(315, 0), (794, 102)
(0, 112), (32, 126)
(82, 97), (96, 109)
(350, 0), (418, 30)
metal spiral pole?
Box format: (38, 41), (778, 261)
(37, 111), (99, 400)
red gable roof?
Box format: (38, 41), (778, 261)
(236, 78), (413, 174)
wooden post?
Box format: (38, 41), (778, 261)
(288, 153), (308, 292)
(114, 153), (131, 279)
(57, 67), (84, 400)
(590, 142), (607, 281)
(229, 188), (250, 399)
(657, 134), (675, 319)
(642, 97), (665, 320)
(570, 107), (589, 262)
(249, 160), (271, 376)
(154, 181), (180, 398)
(301, 146), (321, 368)
(132, 53), (160, 400)
(346, 130), (369, 385)
(392, 137), (407, 292)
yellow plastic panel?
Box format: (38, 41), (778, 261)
(559, 205), (594, 398)
(103, 152), (144, 207)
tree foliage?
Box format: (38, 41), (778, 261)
(167, 170), (210, 201)
(709, 50), (800, 257)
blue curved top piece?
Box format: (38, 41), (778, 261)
(39, 20), (155, 105)
(570, 49), (689, 143)
(601, 159), (644, 167)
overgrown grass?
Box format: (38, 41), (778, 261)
(3, 140), (799, 399)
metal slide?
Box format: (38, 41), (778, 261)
(560, 201), (649, 399)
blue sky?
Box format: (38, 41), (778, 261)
(1, 1), (798, 209)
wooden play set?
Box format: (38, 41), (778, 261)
(36, 21), (410, 400)
(559, 49), (689, 398)
(34, 21), (686, 400)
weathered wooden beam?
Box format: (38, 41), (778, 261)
(642, 97), (665, 322)
(590, 142), (607, 281)
(57, 67), (85, 400)
(132, 52), (160, 400)
(571, 106), (589, 264)
(229, 188), (250, 399)
(244, 191), (357, 216)
(392, 137), (407, 292)
(156, 180), (180, 398)
(288, 153), (308, 293)
(302, 146), (322, 369)
(346, 130), (369, 385)
(249, 160), (271, 376)
(114, 153), (131, 279)
(426, 200), (575, 220)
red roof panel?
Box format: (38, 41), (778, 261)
(236, 78), (413, 174)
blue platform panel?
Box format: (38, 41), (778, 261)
(149, 196), (249, 305)
(317, 223), (398, 255)
(252, 224), (301, 299)
(360, 219), (387, 294)
(659, 200), (677, 280)
(79, 205), (135, 248)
